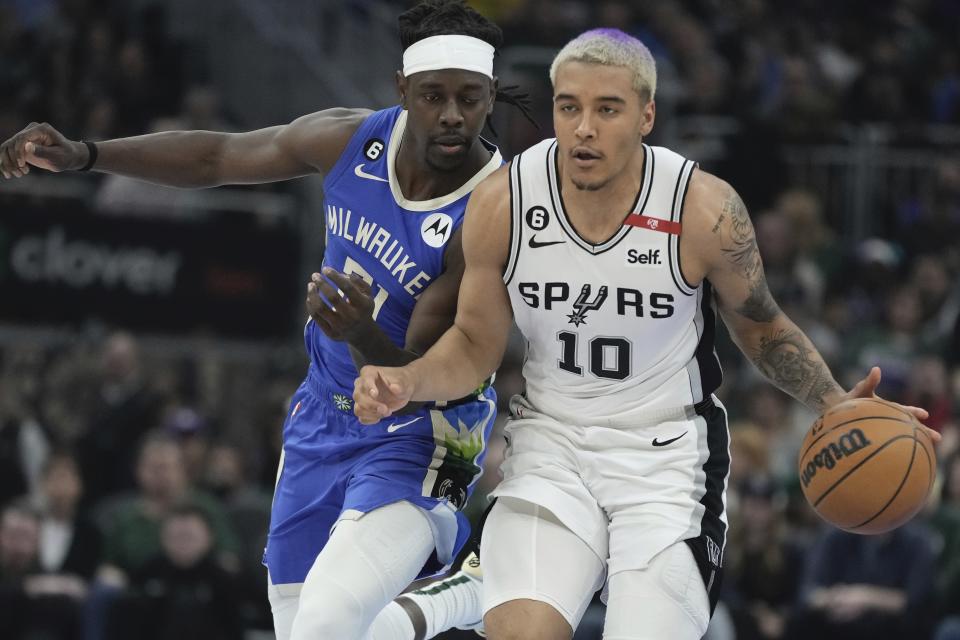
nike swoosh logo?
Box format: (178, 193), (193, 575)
(354, 164), (388, 182)
(652, 431), (687, 447)
(528, 235), (565, 249)
(386, 416), (423, 433)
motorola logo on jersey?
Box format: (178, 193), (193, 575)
(421, 213), (454, 248)
(517, 282), (675, 319)
(363, 138), (385, 161)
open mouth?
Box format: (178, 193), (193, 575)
(572, 147), (602, 166)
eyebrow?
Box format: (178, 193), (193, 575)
(554, 93), (627, 104)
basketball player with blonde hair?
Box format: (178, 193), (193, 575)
(354, 28), (939, 639)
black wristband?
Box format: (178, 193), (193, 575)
(78, 140), (98, 171)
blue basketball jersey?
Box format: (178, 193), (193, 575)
(307, 105), (502, 393)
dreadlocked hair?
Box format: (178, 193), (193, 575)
(398, 0), (540, 136)
(398, 0), (502, 51)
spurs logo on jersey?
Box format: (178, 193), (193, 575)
(568, 284), (606, 327)
(504, 140), (722, 419)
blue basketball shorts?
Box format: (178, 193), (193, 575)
(263, 365), (497, 586)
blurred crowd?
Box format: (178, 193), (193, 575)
(478, 0), (960, 130)
(0, 0), (231, 143)
(2, 0), (960, 639)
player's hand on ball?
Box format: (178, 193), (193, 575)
(353, 365), (414, 424)
(306, 268), (376, 343)
(839, 366), (940, 443)
(0, 122), (87, 178)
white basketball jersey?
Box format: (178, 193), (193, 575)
(504, 139), (722, 424)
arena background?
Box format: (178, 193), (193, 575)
(1, 1), (959, 639)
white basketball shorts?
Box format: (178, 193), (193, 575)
(488, 394), (730, 610)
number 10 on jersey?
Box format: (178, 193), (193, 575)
(558, 331), (631, 380)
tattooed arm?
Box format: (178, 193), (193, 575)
(680, 170), (935, 433)
(680, 170), (845, 413)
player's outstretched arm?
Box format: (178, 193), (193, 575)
(353, 166), (513, 424)
(0, 108), (370, 186)
(685, 171), (936, 437)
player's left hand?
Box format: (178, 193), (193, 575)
(839, 367), (941, 443)
(306, 267), (377, 343)
(353, 364), (415, 424)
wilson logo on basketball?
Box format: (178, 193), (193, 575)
(800, 428), (872, 488)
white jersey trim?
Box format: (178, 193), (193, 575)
(385, 110), (502, 212)
(504, 156), (523, 285)
(668, 159), (698, 297)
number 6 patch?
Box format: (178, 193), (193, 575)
(363, 138), (385, 161)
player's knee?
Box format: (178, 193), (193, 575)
(289, 580), (365, 640)
(484, 599), (572, 640)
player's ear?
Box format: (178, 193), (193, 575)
(396, 71), (409, 108)
(640, 98), (655, 137)
(488, 76), (498, 115)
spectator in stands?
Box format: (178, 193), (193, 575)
(845, 286), (924, 399)
(904, 356), (953, 434)
(742, 384), (801, 482)
(725, 474), (805, 640)
(933, 451), (960, 624)
(775, 188), (838, 307)
(898, 160), (960, 259)
(0, 501), (42, 636)
(96, 431), (238, 585)
(0, 401), (49, 509)
(728, 422), (773, 491)
(32, 451), (101, 582)
(910, 254), (960, 351)
(0, 501), (84, 639)
(785, 523), (937, 640)
(202, 440), (272, 627)
(78, 331), (163, 505)
(108, 505), (243, 640)
(754, 211), (820, 313)
(163, 407), (211, 486)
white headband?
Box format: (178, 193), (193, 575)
(402, 35), (495, 79)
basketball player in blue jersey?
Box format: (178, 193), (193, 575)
(0, 2), (536, 638)
(354, 28), (941, 640)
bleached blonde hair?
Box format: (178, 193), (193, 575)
(549, 28), (657, 102)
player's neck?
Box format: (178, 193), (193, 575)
(558, 149), (646, 243)
(395, 140), (491, 201)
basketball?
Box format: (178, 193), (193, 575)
(798, 398), (935, 534)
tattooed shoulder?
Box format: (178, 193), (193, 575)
(719, 187), (761, 280)
(711, 213), (725, 234)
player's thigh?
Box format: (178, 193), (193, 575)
(482, 497), (605, 640)
(267, 577), (300, 640)
(603, 542), (710, 640)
